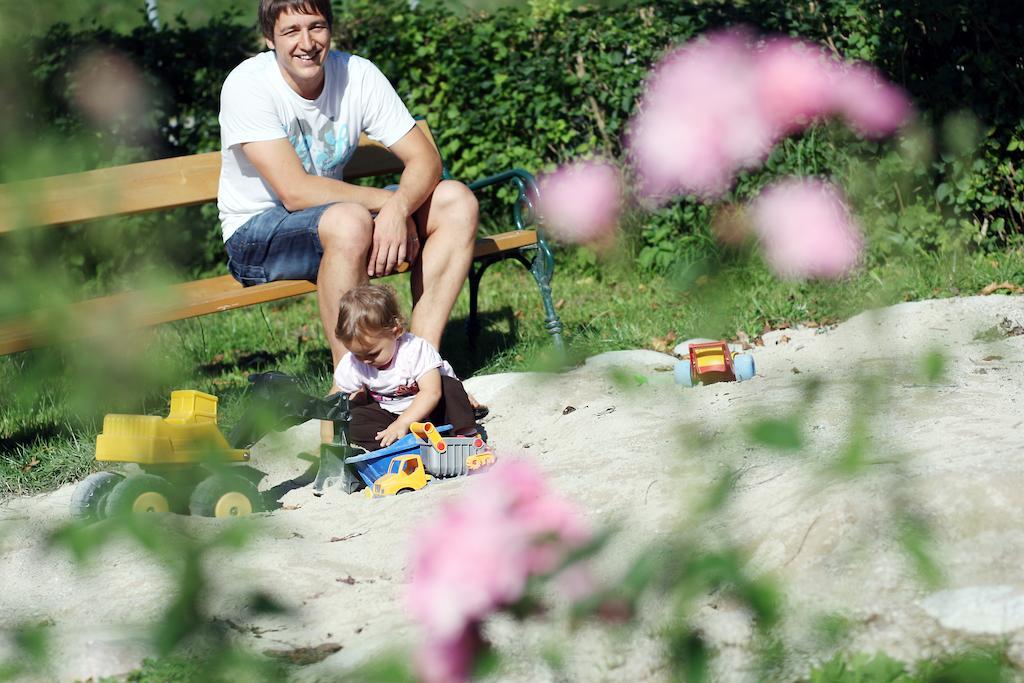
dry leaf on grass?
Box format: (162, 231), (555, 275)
(981, 281), (1024, 295)
(650, 331), (678, 353)
(21, 457), (39, 473)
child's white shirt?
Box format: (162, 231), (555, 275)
(333, 333), (458, 414)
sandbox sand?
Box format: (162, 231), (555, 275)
(1, 294), (1022, 681)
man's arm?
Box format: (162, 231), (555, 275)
(240, 137), (395, 212)
(368, 125), (443, 276)
(240, 125), (441, 276)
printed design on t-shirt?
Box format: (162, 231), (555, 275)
(286, 119), (353, 178)
(371, 381), (419, 405)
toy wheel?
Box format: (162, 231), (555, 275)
(103, 474), (177, 517)
(189, 474), (264, 518)
(734, 354), (756, 381)
(70, 471), (124, 521)
(674, 360), (695, 387)
(396, 488), (415, 495)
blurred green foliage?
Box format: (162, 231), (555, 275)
(45, 513), (285, 682)
(809, 648), (1015, 683)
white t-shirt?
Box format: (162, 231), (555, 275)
(333, 333), (458, 415)
(217, 50), (416, 241)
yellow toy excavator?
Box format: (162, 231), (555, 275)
(73, 372), (366, 521)
(72, 390), (264, 520)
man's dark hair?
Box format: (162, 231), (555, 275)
(258, 0), (333, 40)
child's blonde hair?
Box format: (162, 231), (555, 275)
(334, 284), (406, 343)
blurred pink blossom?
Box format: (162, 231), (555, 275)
(627, 30), (911, 202)
(407, 459), (592, 683)
(537, 160), (622, 244)
(750, 178), (864, 279)
(835, 63), (913, 138)
(755, 38), (840, 134)
(69, 50), (149, 126)
(628, 29), (774, 200)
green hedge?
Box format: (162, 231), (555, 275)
(8, 0), (1024, 281)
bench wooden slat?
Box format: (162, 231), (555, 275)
(0, 121), (435, 233)
(0, 230), (537, 355)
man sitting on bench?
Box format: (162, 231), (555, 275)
(217, 0), (478, 390)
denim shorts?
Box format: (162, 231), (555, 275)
(224, 203), (332, 286)
(225, 185), (400, 287)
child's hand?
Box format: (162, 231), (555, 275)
(376, 421), (409, 447)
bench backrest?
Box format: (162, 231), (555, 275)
(0, 120), (437, 233)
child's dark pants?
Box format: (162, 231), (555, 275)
(348, 376), (476, 451)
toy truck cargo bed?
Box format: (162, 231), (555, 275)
(419, 436), (494, 477)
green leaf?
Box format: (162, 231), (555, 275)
(746, 417), (803, 451)
(898, 513), (942, 587)
(921, 349), (946, 383)
(13, 623), (50, 665)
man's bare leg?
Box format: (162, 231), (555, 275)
(409, 180), (478, 349)
(315, 202), (374, 442)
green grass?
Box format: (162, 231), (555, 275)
(2, 243), (1022, 499)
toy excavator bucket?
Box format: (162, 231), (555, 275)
(410, 421), (446, 453)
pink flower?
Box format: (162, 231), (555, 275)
(749, 178), (864, 279)
(627, 29), (775, 200)
(626, 29), (911, 203)
(755, 38), (841, 134)
(835, 63), (912, 137)
(69, 50), (149, 126)
(537, 160), (622, 244)
(406, 459), (592, 683)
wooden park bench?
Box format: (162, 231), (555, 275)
(0, 120), (564, 356)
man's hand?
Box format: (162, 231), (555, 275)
(369, 202), (408, 277)
(376, 418), (410, 447)
(365, 125), (440, 276)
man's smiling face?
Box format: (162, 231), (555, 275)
(267, 8), (331, 99)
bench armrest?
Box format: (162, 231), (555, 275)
(468, 168), (541, 233)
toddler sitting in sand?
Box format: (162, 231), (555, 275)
(333, 284), (477, 451)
